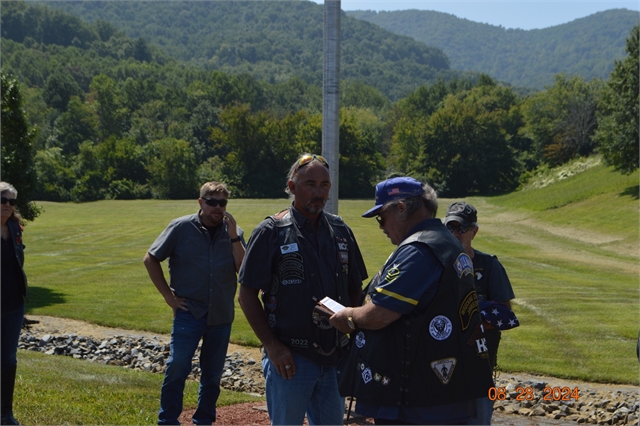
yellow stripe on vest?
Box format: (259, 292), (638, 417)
(375, 287), (419, 305)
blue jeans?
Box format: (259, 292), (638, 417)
(158, 310), (231, 425)
(262, 352), (344, 425)
(466, 397), (493, 425)
(1, 305), (24, 368)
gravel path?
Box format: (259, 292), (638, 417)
(21, 315), (639, 425)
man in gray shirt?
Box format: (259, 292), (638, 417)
(143, 182), (245, 425)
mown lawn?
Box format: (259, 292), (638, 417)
(20, 161), (639, 387)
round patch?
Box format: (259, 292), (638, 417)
(429, 315), (452, 341)
(355, 331), (366, 349)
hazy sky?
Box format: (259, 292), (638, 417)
(309, 1), (639, 30)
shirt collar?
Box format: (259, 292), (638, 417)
(290, 204), (326, 230)
(404, 217), (441, 241)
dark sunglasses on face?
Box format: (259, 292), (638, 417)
(375, 215), (386, 227)
(446, 223), (469, 234)
(293, 154), (329, 176)
(202, 198), (228, 207)
(1, 197), (17, 206)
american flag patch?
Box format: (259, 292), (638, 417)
(388, 187), (400, 195)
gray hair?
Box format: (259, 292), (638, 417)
(0, 181), (21, 222)
(383, 182), (438, 219)
(0, 182), (18, 198)
(284, 153), (330, 199)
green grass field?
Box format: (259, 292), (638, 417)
(15, 158), (640, 424)
(14, 351), (262, 425)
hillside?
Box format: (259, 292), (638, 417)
(348, 8), (638, 89)
(26, 0), (461, 100)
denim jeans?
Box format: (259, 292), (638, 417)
(158, 310), (231, 425)
(1, 304), (24, 368)
(466, 397), (493, 425)
(262, 351), (344, 425)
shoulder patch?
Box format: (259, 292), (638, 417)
(454, 253), (474, 278)
(384, 263), (401, 283)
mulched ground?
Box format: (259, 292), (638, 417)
(179, 402), (375, 425)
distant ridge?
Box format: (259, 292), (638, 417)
(348, 8), (639, 89)
(30, 0), (457, 100)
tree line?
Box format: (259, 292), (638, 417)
(1, 2), (637, 221)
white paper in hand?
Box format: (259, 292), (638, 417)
(319, 296), (346, 314)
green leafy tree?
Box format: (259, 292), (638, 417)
(337, 107), (387, 198)
(70, 141), (104, 202)
(410, 85), (522, 196)
(88, 74), (126, 140)
(211, 104), (302, 197)
(49, 96), (98, 155)
(42, 69), (83, 111)
(595, 25), (639, 174)
(0, 70), (40, 220)
(522, 74), (601, 166)
(33, 147), (75, 201)
(145, 138), (198, 199)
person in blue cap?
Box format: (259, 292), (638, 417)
(445, 201), (518, 425)
(331, 177), (493, 425)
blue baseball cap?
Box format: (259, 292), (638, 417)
(362, 177), (425, 218)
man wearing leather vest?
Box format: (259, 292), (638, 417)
(331, 177), (494, 425)
(239, 154), (368, 425)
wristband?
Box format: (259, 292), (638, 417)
(230, 237), (241, 243)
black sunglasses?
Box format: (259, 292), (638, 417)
(446, 223), (469, 234)
(1, 197), (17, 206)
(202, 198), (228, 207)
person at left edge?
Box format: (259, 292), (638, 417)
(238, 153), (368, 425)
(1, 182), (27, 426)
(143, 182), (246, 425)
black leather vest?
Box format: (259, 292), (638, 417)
(262, 210), (352, 365)
(338, 223), (494, 407)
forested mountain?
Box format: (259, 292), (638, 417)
(2, 1), (636, 205)
(24, 0), (461, 100)
(348, 8), (638, 89)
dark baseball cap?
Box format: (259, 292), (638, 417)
(362, 177), (425, 218)
(444, 202), (477, 227)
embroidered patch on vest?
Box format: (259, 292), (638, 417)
(362, 367), (373, 384)
(265, 296), (277, 313)
(355, 331), (366, 349)
(278, 252), (304, 285)
(267, 313), (276, 328)
(382, 376), (391, 386)
(454, 253), (474, 278)
(431, 357), (457, 385)
(374, 373), (382, 382)
(458, 290), (479, 331)
(280, 243), (299, 254)
(429, 315), (453, 340)
(475, 337), (489, 355)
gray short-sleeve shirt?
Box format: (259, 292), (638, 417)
(148, 212), (244, 325)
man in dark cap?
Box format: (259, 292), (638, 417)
(331, 177), (493, 425)
(445, 201), (517, 425)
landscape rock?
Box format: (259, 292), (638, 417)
(18, 330), (639, 424)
